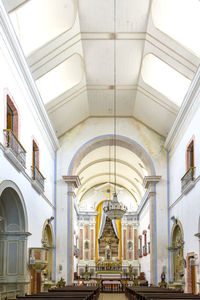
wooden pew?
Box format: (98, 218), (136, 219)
(49, 287), (100, 299)
(22, 292), (94, 300)
(136, 292), (200, 300)
(126, 286), (181, 299)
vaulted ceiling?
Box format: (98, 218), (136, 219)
(2, 0), (200, 207)
(4, 0), (200, 138)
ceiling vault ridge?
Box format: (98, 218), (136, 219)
(77, 158), (144, 181)
(78, 172), (143, 198)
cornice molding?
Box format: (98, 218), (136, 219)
(62, 175), (81, 189)
(0, 2), (59, 150)
(165, 65), (200, 151)
(143, 176), (161, 189)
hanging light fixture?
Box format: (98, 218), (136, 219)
(103, 0), (127, 220)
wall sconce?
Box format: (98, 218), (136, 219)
(48, 216), (54, 223)
(171, 216), (177, 224)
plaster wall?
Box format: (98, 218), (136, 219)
(0, 30), (55, 203)
(0, 24), (55, 278)
(169, 91), (200, 286)
(57, 117), (168, 282)
(169, 90), (200, 205)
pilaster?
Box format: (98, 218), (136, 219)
(62, 175), (81, 285)
(143, 175), (161, 285)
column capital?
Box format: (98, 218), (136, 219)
(67, 191), (76, 198)
(147, 191), (156, 200)
(143, 176), (161, 189)
(194, 233), (200, 240)
(62, 175), (81, 189)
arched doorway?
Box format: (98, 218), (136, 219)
(171, 222), (184, 283)
(0, 181), (28, 296)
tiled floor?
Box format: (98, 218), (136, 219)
(99, 293), (127, 300)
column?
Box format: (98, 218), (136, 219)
(62, 175), (81, 285)
(143, 176), (161, 285)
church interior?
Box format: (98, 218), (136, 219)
(1, 0), (200, 299)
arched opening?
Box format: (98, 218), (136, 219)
(0, 182), (28, 296)
(42, 222), (54, 282)
(171, 222), (184, 283)
(67, 135), (156, 283)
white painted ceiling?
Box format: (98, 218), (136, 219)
(3, 0), (200, 206)
(5, 0), (200, 138)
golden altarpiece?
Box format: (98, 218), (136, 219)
(96, 217), (122, 273)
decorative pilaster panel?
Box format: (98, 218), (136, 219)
(19, 240), (25, 275)
(7, 241), (18, 274)
(128, 225), (132, 240)
(85, 251), (89, 260)
(79, 229), (83, 260)
(123, 229), (126, 260)
(85, 225), (89, 240)
(91, 229), (94, 260)
(0, 240), (4, 275)
(134, 229), (138, 260)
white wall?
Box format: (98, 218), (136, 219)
(0, 17), (56, 281)
(169, 84), (200, 288)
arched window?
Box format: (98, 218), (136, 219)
(4, 95), (26, 169)
(7, 95), (18, 138)
(32, 140), (39, 169)
(138, 235), (142, 258)
(143, 230), (147, 256)
(186, 140), (194, 170)
(31, 140), (45, 192)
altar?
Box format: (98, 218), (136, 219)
(101, 280), (122, 292)
(96, 272), (122, 279)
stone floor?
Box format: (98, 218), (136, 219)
(99, 293), (127, 300)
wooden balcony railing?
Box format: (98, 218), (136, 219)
(3, 129), (26, 167)
(181, 166), (195, 192)
(32, 165), (45, 191)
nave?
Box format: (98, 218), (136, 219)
(1, 0), (200, 298)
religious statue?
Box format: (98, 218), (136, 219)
(161, 271), (165, 282)
(56, 277), (66, 287)
(129, 264), (133, 274)
(158, 270), (167, 288)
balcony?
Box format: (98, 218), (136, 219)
(138, 248), (142, 258)
(3, 129), (26, 171)
(181, 167), (195, 194)
(31, 166), (45, 194)
(143, 245), (147, 256)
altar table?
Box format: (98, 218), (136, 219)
(102, 280), (122, 291)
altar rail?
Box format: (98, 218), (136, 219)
(0, 289), (20, 300)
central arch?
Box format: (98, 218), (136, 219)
(68, 134), (156, 177)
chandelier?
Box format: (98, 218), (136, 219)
(103, 0), (127, 220)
